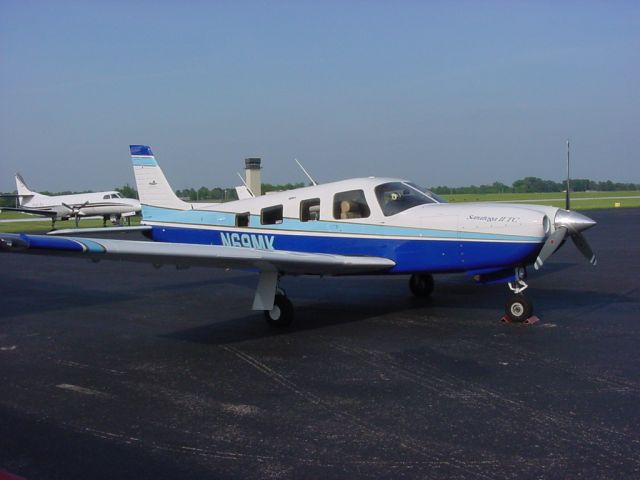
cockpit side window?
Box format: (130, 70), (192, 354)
(375, 182), (438, 216)
(333, 190), (370, 219)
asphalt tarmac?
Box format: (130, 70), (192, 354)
(1, 208), (639, 479)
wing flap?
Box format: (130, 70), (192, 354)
(0, 233), (395, 275)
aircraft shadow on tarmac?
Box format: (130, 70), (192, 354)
(161, 302), (425, 346)
(160, 281), (631, 348)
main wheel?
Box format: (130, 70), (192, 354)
(504, 294), (533, 322)
(409, 273), (434, 298)
(264, 294), (294, 328)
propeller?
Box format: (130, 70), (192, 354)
(571, 229), (597, 266)
(534, 140), (597, 270)
(534, 226), (567, 270)
(62, 201), (89, 227)
(534, 210), (597, 270)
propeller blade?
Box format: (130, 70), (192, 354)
(571, 232), (597, 266)
(534, 227), (567, 270)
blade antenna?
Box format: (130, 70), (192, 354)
(236, 172), (255, 197)
(295, 158), (318, 186)
(565, 139), (570, 211)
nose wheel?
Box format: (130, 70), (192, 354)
(504, 294), (533, 322)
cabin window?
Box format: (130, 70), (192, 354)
(333, 190), (370, 219)
(261, 205), (283, 225)
(236, 212), (250, 227)
(375, 182), (438, 216)
(103, 194), (110, 200)
(300, 198), (320, 222)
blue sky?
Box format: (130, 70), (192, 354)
(1, 1), (638, 192)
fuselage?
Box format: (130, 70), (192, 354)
(140, 177), (555, 274)
(22, 191), (141, 218)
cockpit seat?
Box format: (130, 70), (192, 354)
(340, 200), (361, 219)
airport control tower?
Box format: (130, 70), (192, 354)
(244, 157), (262, 196)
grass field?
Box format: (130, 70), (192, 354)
(1, 191), (638, 233)
(442, 191), (640, 209)
(0, 214), (140, 233)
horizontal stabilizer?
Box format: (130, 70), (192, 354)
(235, 185), (254, 200)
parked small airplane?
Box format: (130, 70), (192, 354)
(0, 145), (597, 326)
(1, 173), (141, 228)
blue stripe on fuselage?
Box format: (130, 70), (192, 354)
(148, 224), (541, 273)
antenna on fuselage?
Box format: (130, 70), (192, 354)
(236, 172), (255, 197)
(565, 139), (571, 211)
(294, 158), (318, 186)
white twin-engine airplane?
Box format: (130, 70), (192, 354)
(1, 173), (141, 227)
(0, 145), (597, 326)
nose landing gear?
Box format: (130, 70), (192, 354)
(504, 268), (535, 323)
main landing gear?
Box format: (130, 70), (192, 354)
(409, 273), (434, 298)
(253, 271), (294, 328)
(264, 289), (294, 328)
(504, 268), (534, 323)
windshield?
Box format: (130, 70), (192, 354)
(375, 182), (442, 216)
(405, 183), (448, 204)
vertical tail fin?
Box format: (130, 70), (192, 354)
(130, 145), (190, 210)
(15, 173), (39, 206)
(15, 173), (35, 196)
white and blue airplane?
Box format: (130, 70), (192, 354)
(0, 145), (597, 326)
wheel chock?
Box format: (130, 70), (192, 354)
(501, 315), (540, 325)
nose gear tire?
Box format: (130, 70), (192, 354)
(505, 294), (533, 322)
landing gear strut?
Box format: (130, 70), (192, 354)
(504, 268), (534, 322)
(409, 273), (434, 298)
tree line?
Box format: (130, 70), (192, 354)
(430, 177), (640, 195)
(1, 178), (638, 208)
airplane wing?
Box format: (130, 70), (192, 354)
(0, 206), (64, 218)
(0, 233), (395, 276)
